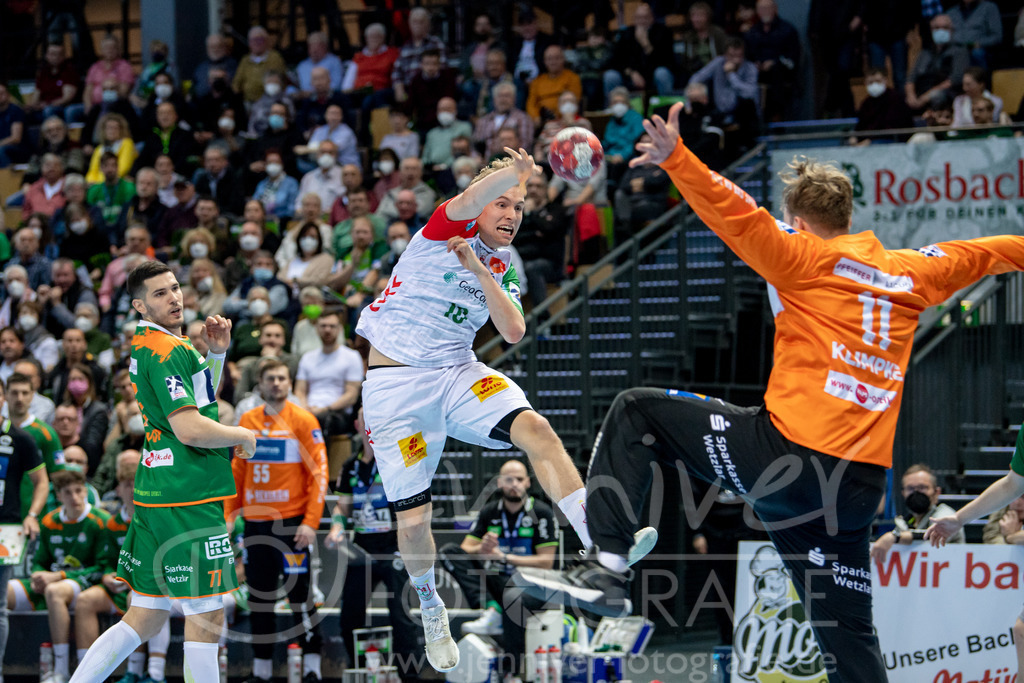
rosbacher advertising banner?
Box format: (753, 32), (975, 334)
(769, 138), (1024, 249)
(733, 541), (1020, 683)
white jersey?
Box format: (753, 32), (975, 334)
(356, 199), (523, 367)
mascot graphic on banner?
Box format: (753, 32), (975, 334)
(733, 545), (827, 682)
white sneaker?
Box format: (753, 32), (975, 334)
(421, 604), (460, 672)
(462, 606), (503, 636)
(628, 526), (658, 566)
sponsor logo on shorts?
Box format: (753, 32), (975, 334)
(283, 552), (309, 575)
(142, 448), (174, 468)
(165, 375), (187, 401)
(204, 533), (233, 560)
(831, 560), (872, 595)
(164, 564), (193, 585)
(702, 434), (747, 494)
(399, 432), (429, 468)
(471, 376), (509, 402)
(808, 547), (825, 567)
(710, 414), (730, 432)
(824, 370), (897, 412)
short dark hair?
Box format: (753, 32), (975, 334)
(100, 151), (119, 166)
(52, 468), (86, 492)
(6, 372), (32, 392)
(127, 260), (174, 301)
(864, 66), (887, 79)
(258, 358), (289, 381)
(421, 49), (441, 61)
(725, 37), (745, 52)
(260, 319), (286, 335)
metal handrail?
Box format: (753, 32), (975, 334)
(763, 121), (1024, 144)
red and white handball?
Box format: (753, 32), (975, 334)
(548, 126), (604, 183)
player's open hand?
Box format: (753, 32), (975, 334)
(504, 147), (542, 186)
(924, 515), (963, 547)
(448, 237), (487, 277)
(203, 315), (232, 354)
(630, 102), (683, 168)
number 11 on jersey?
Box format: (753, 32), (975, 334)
(858, 291), (892, 350)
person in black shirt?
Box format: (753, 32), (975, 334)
(326, 409), (422, 681)
(439, 460), (557, 678)
(0, 378), (48, 683)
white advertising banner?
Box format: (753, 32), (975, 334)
(733, 541), (1020, 683)
(768, 138), (1024, 250)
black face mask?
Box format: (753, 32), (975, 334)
(905, 491), (932, 516)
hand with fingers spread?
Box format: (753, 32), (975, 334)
(630, 102), (684, 168)
(503, 146), (543, 186)
(202, 315), (233, 354)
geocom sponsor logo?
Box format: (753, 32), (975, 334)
(165, 374), (187, 401)
(204, 533), (233, 560)
(443, 271), (457, 284)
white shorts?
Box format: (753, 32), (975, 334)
(362, 362), (532, 507)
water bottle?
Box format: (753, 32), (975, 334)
(535, 646), (549, 683)
(548, 644), (561, 682)
(287, 643), (303, 683)
(218, 644), (228, 683)
(39, 642), (53, 677)
(366, 644), (382, 682)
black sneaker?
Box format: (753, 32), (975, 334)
(514, 549), (632, 617)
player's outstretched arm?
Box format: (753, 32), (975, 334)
(925, 471), (1024, 546)
(629, 102), (684, 168)
(446, 147), (540, 221)
(168, 407), (257, 459)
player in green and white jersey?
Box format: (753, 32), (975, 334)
(70, 261), (256, 683)
(5, 373), (65, 518)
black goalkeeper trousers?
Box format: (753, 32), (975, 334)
(586, 387), (888, 683)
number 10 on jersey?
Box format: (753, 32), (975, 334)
(444, 303), (469, 324)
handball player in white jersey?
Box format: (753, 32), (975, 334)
(355, 148), (654, 672)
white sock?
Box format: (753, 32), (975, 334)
(54, 643), (69, 677)
(253, 657), (273, 680)
(304, 652), (322, 677)
(149, 618), (170, 655)
(557, 487), (593, 548)
(149, 654), (167, 681)
(182, 642), (218, 683)
(408, 566), (444, 609)
(598, 551), (628, 573)
(127, 650), (145, 675)
(67, 622), (142, 683)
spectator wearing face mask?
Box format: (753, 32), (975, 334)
(98, 225), (153, 314)
(375, 221), (411, 286)
(72, 302), (113, 368)
(112, 167), (166, 248)
(906, 14), (969, 111)
(301, 104), (359, 169)
(60, 363), (109, 472)
(227, 287), (291, 365)
(436, 155), (482, 200)
(603, 88), (645, 187)
(279, 222), (335, 294)
(253, 150), (300, 226)
(0, 266), (34, 330)
(331, 188), (387, 258)
(850, 67), (914, 145)
(295, 140), (344, 215)
(374, 157), (437, 224)
(223, 250), (293, 324)
(248, 72), (295, 137)
(21, 154), (67, 220)
(247, 103), (305, 181)
(58, 204), (111, 273)
(187, 257), (228, 318)
(372, 148), (401, 204)
(533, 91), (591, 161)
(870, 463), (964, 563)
(16, 302), (58, 376)
(234, 26), (288, 104)
(290, 286), (328, 360)
(525, 46), (582, 123)
(422, 97), (473, 172)
(279, 194), (334, 271)
(83, 35), (135, 116)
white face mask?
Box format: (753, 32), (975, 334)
(611, 102), (629, 118)
(456, 174), (472, 189)
(70, 220), (89, 235)
(239, 234), (261, 252)
(6, 280), (25, 299)
(74, 316), (95, 333)
(318, 154), (335, 170)
(18, 315), (37, 332)
(866, 82), (886, 98)
(299, 236), (320, 254)
(390, 237), (409, 255)
(932, 29), (951, 46)
(155, 83), (173, 99)
(437, 111), (456, 127)
(264, 82), (282, 97)
(127, 412), (145, 435)
(218, 116), (235, 131)
(248, 299), (269, 317)
(265, 162), (283, 177)
(559, 102), (578, 116)
(189, 242), (209, 259)
(378, 160), (395, 175)
(182, 308), (198, 324)
(196, 275), (213, 293)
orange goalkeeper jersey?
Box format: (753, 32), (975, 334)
(227, 401), (328, 529)
(662, 141), (1024, 468)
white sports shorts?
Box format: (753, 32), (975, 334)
(362, 361), (532, 508)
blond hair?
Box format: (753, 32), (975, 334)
(469, 156), (515, 187)
(779, 157), (853, 233)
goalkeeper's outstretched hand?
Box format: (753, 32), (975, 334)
(630, 102), (683, 168)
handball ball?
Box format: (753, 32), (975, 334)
(548, 127), (604, 183)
